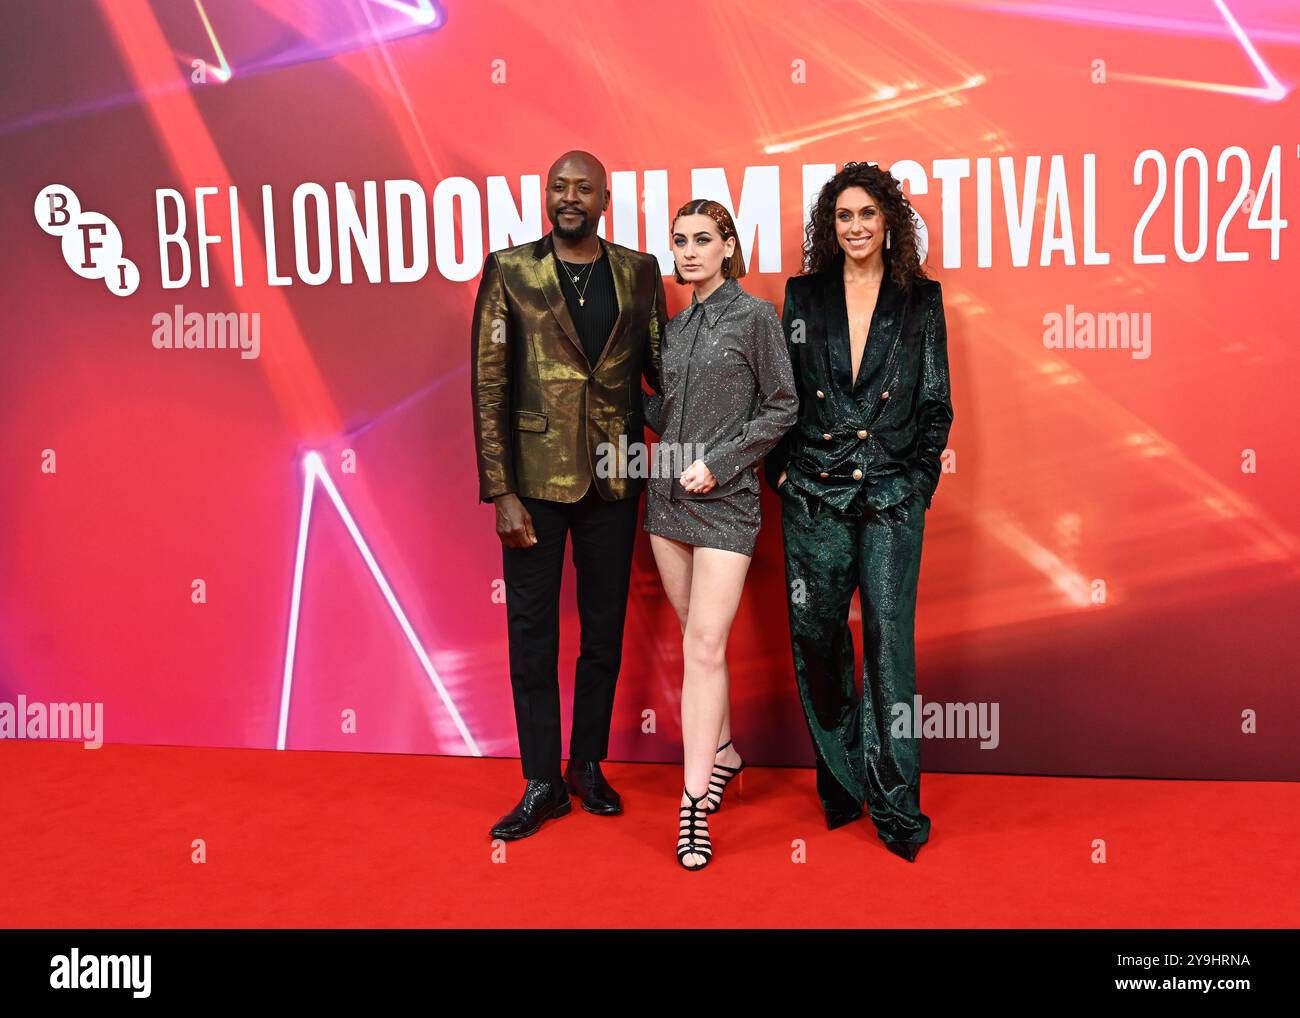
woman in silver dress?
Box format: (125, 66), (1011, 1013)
(642, 199), (797, 869)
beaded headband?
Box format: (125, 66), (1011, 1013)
(672, 199), (738, 240)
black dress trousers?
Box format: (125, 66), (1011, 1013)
(500, 482), (641, 780)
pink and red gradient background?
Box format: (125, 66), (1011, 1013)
(2, 0), (1297, 778)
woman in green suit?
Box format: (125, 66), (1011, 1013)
(765, 162), (954, 862)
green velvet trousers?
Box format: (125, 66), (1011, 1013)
(779, 481), (931, 848)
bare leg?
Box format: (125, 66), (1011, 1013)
(649, 534), (692, 633)
(653, 535), (738, 759)
(678, 546), (751, 866)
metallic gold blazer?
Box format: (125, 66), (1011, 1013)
(470, 233), (666, 503)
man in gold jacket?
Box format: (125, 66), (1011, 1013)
(471, 151), (665, 839)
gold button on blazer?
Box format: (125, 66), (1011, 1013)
(471, 232), (666, 503)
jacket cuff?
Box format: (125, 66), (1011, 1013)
(701, 444), (748, 489)
(480, 485), (516, 504)
(904, 464), (938, 509)
(642, 390), (664, 435)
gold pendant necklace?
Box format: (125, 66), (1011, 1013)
(557, 252), (598, 307)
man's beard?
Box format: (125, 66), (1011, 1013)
(550, 207), (591, 240)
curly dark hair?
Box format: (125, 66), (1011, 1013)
(803, 162), (928, 293)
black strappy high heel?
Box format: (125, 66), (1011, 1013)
(705, 739), (746, 814)
(677, 786), (713, 871)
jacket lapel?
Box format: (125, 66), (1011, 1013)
(820, 258), (909, 400)
(822, 269), (853, 392)
(532, 233), (589, 366)
(593, 237), (634, 372)
(865, 266), (911, 417)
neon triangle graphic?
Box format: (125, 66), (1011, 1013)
(193, 0), (233, 82)
(1111, 0), (1288, 100)
(366, 0), (441, 26)
(276, 451), (480, 755)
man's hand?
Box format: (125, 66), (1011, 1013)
(494, 493), (537, 548)
(680, 459), (717, 494)
(777, 471), (787, 489)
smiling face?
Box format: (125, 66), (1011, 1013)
(545, 153), (608, 241)
(834, 185), (887, 264)
(671, 213), (735, 285)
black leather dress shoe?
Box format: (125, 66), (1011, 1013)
(488, 778), (571, 840)
(563, 759), (623, 815)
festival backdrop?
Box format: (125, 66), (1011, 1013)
(2, 0), (1298, 779)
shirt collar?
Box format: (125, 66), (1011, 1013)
(688, 276), (742, 326)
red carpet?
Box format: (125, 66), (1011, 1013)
(2, 741), (1296, 928)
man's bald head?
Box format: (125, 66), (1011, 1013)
(545, 150), (609, 242)
(547, 150), (607, 192)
